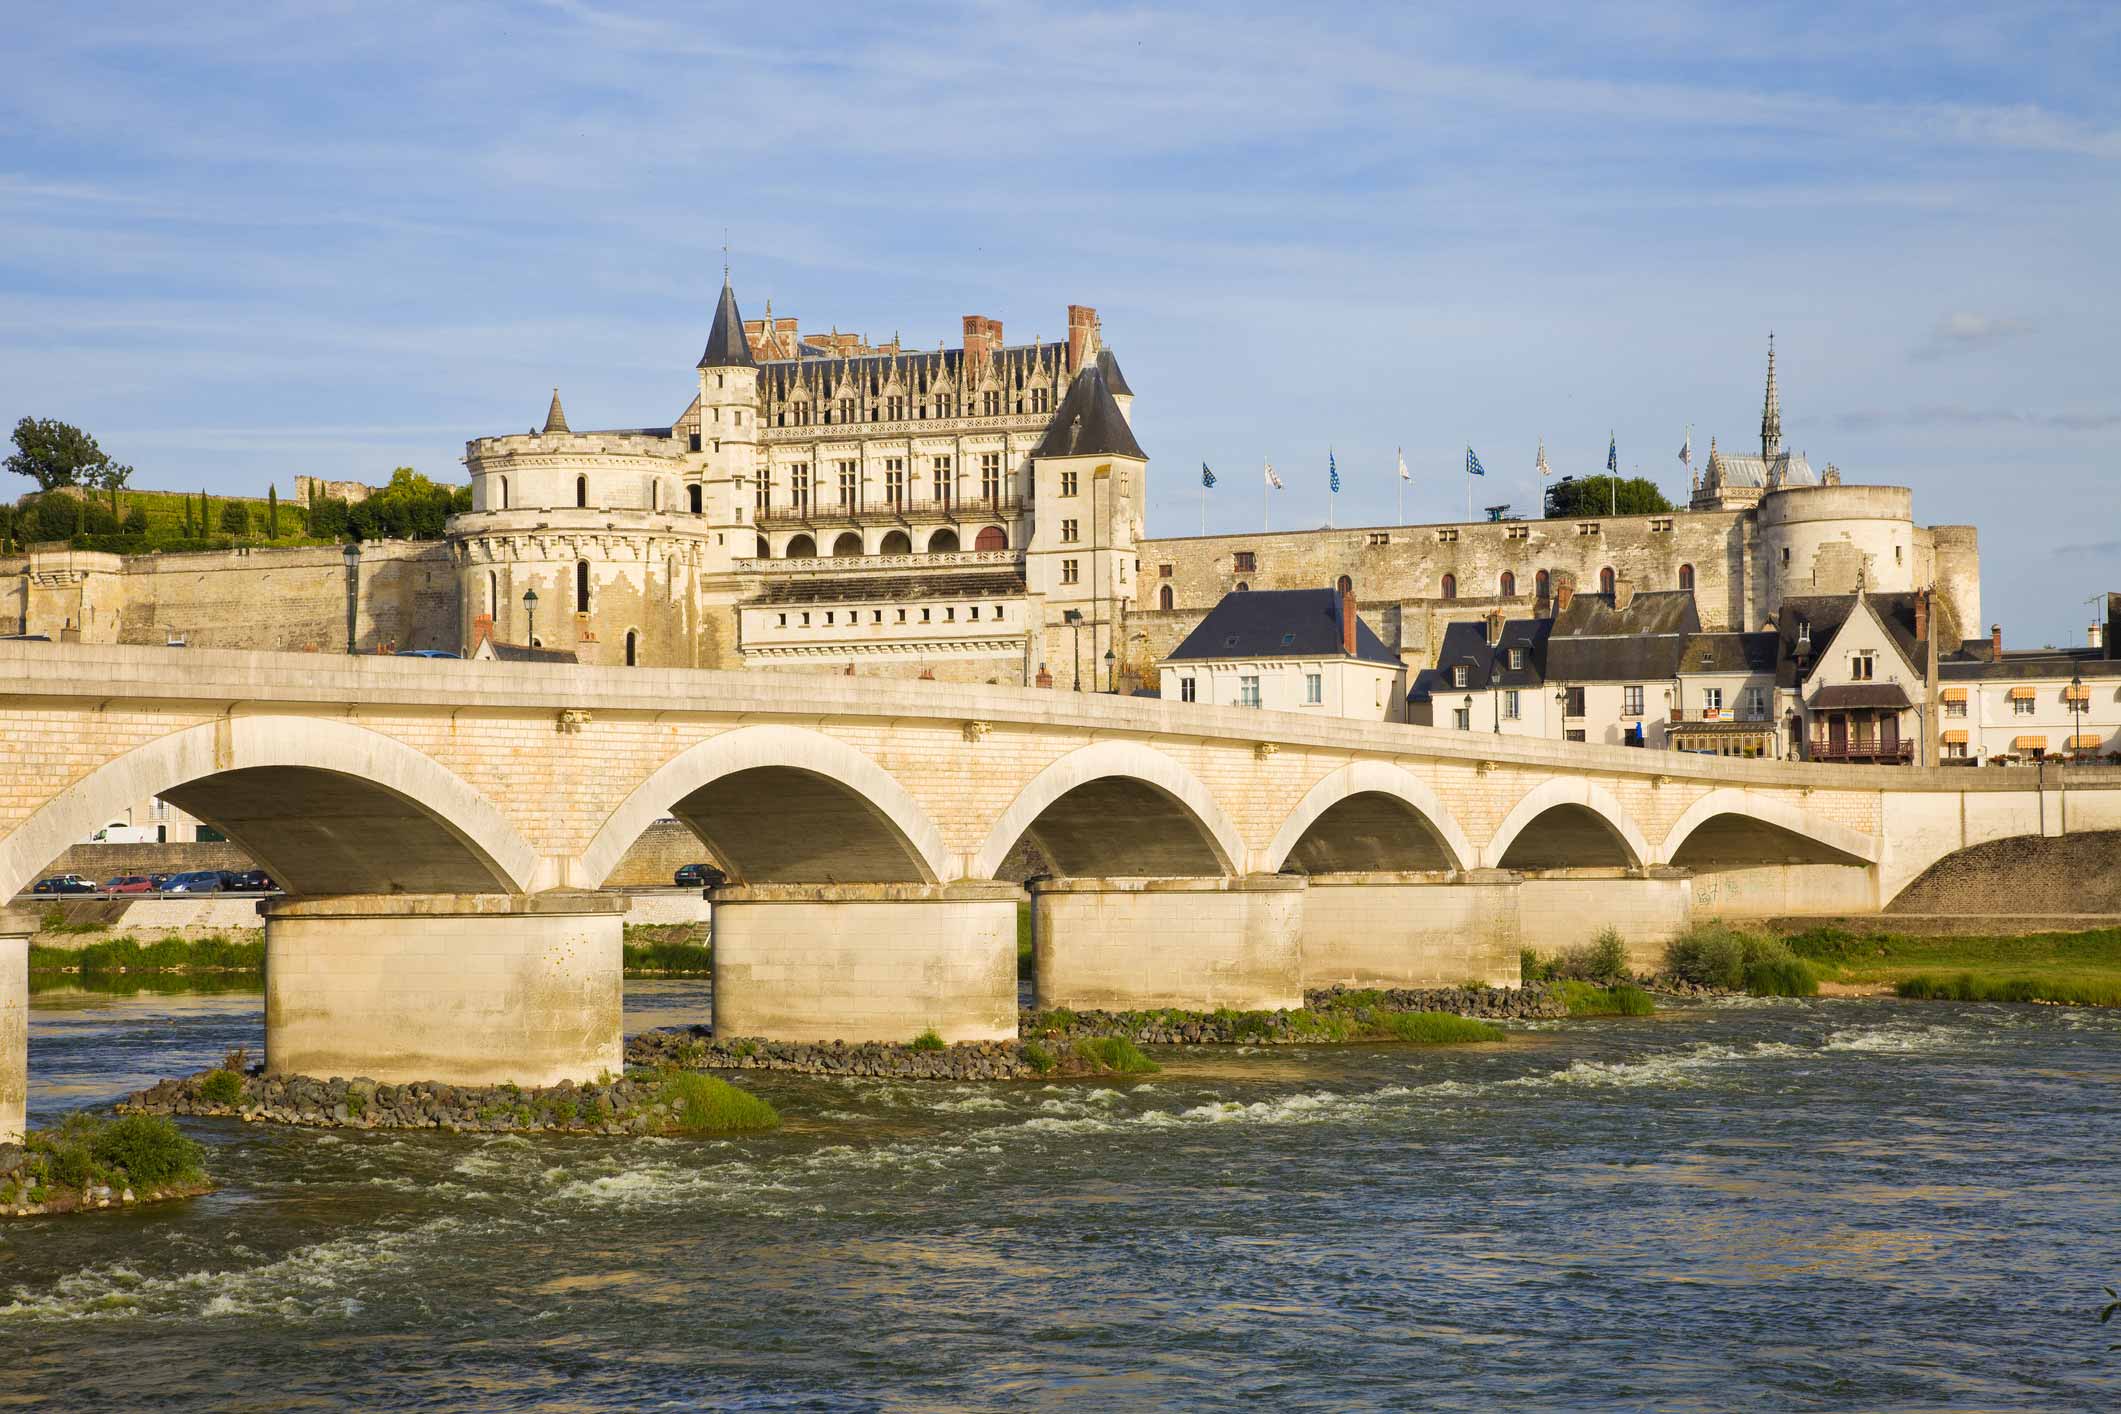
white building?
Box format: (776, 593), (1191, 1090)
(1939, 600), (2121, 763)
(1160, 587), (1405, 721)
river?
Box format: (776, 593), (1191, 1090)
(2, 982), (2117, 1411)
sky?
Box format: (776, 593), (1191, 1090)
(3, 1), (2117, 645)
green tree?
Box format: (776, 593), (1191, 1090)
(1544, 475), (1672, 517)
(220, 500), (250, 536)
(5, 418), (131, 493)
(122, 505), (148, 535)
(267, 484), (280, 538)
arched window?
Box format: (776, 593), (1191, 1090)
(487, 571), (498, 617)
(1535, 569), (1550, 601)
(1679, 563), (1695, 592)
(1600, 566), (1616, 595)
(576, 560), (590, 612)
(928, 528), (959, 554)
(974, 526), (1007, 552)
(832, 531), (863, 557)
(624, 630), (638, 667)
(649, 480), (658, 512)
(1235, 582), (1249, 592)
(498, 475), (509, 509)
(1500, 571), (1516, 596)
(688, 484), (703, 514)
(1159, 585), (1174, 610)
(575, 476), (588, 509)
(1441, 574), (1456, 600)
(786, 533), (815, 558)
(1336, 574), (1352, 595)
(879, 530), (911, 555)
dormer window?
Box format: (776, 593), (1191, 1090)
(1453, 665), (1469, 689)
(1508, 648), (1525, 671)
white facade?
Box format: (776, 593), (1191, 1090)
(1161, 656), (1405, 722)
(1943, 673), (2121, 764)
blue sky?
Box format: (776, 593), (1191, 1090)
(4, 1), (2117, 644)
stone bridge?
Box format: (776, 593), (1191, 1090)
(5, 640), (2118, 1137)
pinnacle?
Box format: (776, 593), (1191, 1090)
(543, 388), (569, 435)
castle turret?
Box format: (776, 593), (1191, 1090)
(1029, 362), (1148, 684)
(695, 276), (758, 570)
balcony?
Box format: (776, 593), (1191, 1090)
(1807, 740), (1914, 765)
(755, 492), (1021, 531)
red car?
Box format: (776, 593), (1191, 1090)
(103, 875), (156, 893)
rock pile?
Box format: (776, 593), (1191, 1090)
(626, 1029), (1126, 1080)
(1303, 983), (1570, 1021)
(121, 1070), (711, 1135)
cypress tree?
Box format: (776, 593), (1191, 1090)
(268, 483), (280, 538)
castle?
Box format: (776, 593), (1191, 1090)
(4, 282), (1981, 687)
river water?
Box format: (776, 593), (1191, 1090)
(2, 983), (2117, 1411)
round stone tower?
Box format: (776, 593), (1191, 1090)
(1756, 483), (1917, 618)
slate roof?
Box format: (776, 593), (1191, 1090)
(1535, 589), (1701, 684)
(1940, 646), (2121, 683)
(1096, 348), (1131, 397)
(697, 280), (756, 369)
(1809, 683), (1913, 711)
(480, 641), (579, 664)
(1034, 365), (1146, 461)
(1408, 617), (1550, 702)
(1703, 449), (1816, 490)
(1677, 631), (1781, 676)
(748, 570), (1027, 606)
(1550, 588), (1700, 639)
(1774, 592), (1930, 687)
(1163, 588), (1397, 665)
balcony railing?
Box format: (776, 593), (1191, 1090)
(1668, 708), (1772, 724)
(755, 493), (1021, 530)
(733, 548), (1023, 575)
(1807, 740), (1914, 764)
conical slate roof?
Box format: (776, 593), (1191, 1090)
(1034, 364), (1145, 461)
(1096, 348), (1132, 397)
(697, 279), (755, 369)
(542, 388), (569, 434)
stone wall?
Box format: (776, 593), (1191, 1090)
(41, 840), (257, 883)
(108, 541), (458, 653)
(603, 819), (707, 887)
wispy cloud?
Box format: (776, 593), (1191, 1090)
(1914, 312), (2036, 359)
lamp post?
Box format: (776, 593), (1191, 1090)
(1063, 609), (1083, 691)
(1104, 646), (1116, 694)
(523, 586), (540, 648)
(1462, 693), (1473, 732)
(2071, 670), (2086, 764)
(341, 540), (360, 655)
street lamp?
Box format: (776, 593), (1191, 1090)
(523, 586), (540, 647)
(1063, 609), (1083, 691)
(2071, 670), (2086, 763)
(1104, 646), (1116, 694)
(341, 540), (361, 655)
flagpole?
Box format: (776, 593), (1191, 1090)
(1263, 468), (1270, 533)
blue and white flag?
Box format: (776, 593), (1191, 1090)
(1328, 450), (1340, 493)
(1201, 461), (1216, 489)
(1265, 461), (1282, 490)
(1607, 433), (1618, 474)
(1466, 446), (1486, 477)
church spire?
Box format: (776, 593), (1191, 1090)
(542, 387), (569, 435)
(1760, 332), (1782, 458)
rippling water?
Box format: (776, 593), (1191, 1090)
(3, 983), (2117, 1410)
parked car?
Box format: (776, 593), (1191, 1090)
(227, 870), (279, 893)
(673, 863), (727, 889)
(31, 874), (98, 894)
(161, 870), (225, 894)
(149, 873), (173, 891)
(103, 875), (156, 894)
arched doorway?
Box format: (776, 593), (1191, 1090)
(785, 533), (815, 558)
(1535, 569), (1550, 601)
(927, 528), (960, 554)
(832, 532), (863, 557)
(1600, 566), (1616, 595)
(1441, 574), (1456, 600)
(1159, 585), (1174, 610)
(974, 526), (1007, 552)
(879, 530), (912, 555)
(1679, 563), (1695, 591)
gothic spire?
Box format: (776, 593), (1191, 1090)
(542, 387), (569, 435)
(1760, 332), (1782, 458)
(697, 277), (755, 369)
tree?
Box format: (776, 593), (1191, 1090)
(267, 484), (280, 538)
(1544, 475), (1672, 518)
(122, 505), (148, 535)
(5, 417), (131, 493)
(220, 500), (250, 536)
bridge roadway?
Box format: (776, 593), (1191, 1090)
(5, 640), (2119, 1138)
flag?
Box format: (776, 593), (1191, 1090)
(1606, 433), (1617, 474)
(1396, 447), (1409, 481)
(1328, 450), (1340, 493)
(1535, 439), (1551, 478)
(1201, 461), (1216, 489)
(1265, 461), (1283, 490)
(1677, 426), (1692, 471)
(1466, 446), (1486, 477)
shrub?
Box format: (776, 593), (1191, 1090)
(621, 939), (712, 974)
(1663, 923), (1816, 996)
(909, 1028), (946, 1052)
(1520, 947), (1552, 983)
(1895, 972), (2121, 1006)
(1071, 1037), (1159, 1074)
(199, 1069), (243, 1105)
(1021, 1041), (1056, 1073)
(1372, 1012), (1505, 1043)
(653, 1071), (779, 1133)
(1743, 957), (1819, 997)
(91, 1113), (206, 1188)
(1558, 981), (1657, 1017)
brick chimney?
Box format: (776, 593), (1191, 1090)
(962, 315), (1002, 365)
(1913, 589), (1929, 643)
(1340, 584), (1358, 657)
(1612, 576), (1635, 612)
(472, 613), (494, 650)
(1067, 304), (1098, 371)
(1991, 623), (2003, 658)
(1036, 664), (1053, 689)
(1556, 582), (1574, 614)
(1486, 610), (1505, 647)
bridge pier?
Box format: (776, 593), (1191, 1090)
(2, 909), (30, 1144)
(1298, 870), (1521, 990)
(263, 893), (625, 1087)
(1029, 875), (1308, 1013)
(1515, 868), (1693, 970)
(710, 883), (1020, 1043)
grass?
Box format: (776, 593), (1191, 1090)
(909, 1028), (946, 1052)
(1786, 926), (2121, 1008)
(1030, 997), (1510, 1047)
(621, 940), (712, 975)
(652, 1070), (780, 1133)
(38, 908), (106, 936)
(28, 933), (264, 975)
(1021, 1041), (1057, 1074)
(1663, 922), (1818, 996)
(198, 1068), (243, 1105)
(1556, 981), (1658, 1017)
(1369, 1012), (1506, 1043)
(1893, 971), (2121, 1006)
(1070, 1037), (1160, 1074)
(3, 1111), (208, 1209)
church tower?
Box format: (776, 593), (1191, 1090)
(695, 276), (758, 571)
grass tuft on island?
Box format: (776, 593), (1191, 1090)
(1026, 995), (1513, 1046)
(1893, 971), (2121, 1007)
(1785, 926), (2121, 1007)
(2, 1111), (211, 1218)
(1070, 1036), (1160, 1074)
(1555, 981), (1658, 1017)
(651, 1069), (781, 1132)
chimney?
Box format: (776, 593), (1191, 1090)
(2091, 624), (2104, 651)
(1067, 304), (1097, 371)
(1340, 584), (1358, 657)
(962, 315), (1000, 366)
(1913, 588), (1929, 644)
(1486, 610), (1505, 647)
(1611, 576), (1635, 612)
(472, 613), (494, 650)
(1556, 582), (1574, 614)
(1036, 664), (1054, 689)
(1991, 623), (2002, 659)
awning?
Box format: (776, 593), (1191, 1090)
(1940, 688), (1967, 704)
(2069, 733), (2104, 749)
(2014, 735), (2048, 750)
(2064, 684), (2092, 702)
(1940, 729), (1968, 745)
(2007, 686), (2037, 701)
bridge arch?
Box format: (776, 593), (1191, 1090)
(576, 725), (951, 887)
(1656, 789), (1881, 868)
(1264, 761), (1475, 873)
(0, 716), (538, 899)
(972, 741), (1245, 880)
(1482, 778), (1651, 870)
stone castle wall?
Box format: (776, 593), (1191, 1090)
(106, 541), (459, 654)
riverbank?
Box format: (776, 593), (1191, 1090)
(2, 1112), (210, 1219)
(1785, 925), (2121, 1006)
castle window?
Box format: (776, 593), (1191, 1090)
(1441, 574), (1456, 600)
(1437, 528), (1458, 544)
(1366, 532), (1391, 545)
(932, 455), (953, 504)
(1781, 547), (1791, 567)
(837, 461), (858, 510)
(1032, 388), (1050, 413)
(1061, 559), (1079, 585)
(488, 571), (498, 617)
(1235, 581), (1249, 592)
(1062, 519), (1079, 543)
(1234, 551), (1256, 574)
(1061, 470), (1079, 497)
(1337, 575), (1352, 595)
(1536, 569), (1550, 600)
(777, 613), (786, 627)
(1679, 563), (1695, 591)
(1500, 571), (1515, 596)
(499, 475), (509, 509)
(791, 463), (811, 515)
(921, 607), (931, 622)
(625, 631), (637, 667)
(732, 410), (742, 426)
(1160, 563), (1173, 578)
(1160, 585), (1174, 610)
(884, 458), (906, 509)
(969, 606), (978, 620)
(983, 391), (1001, 416)
(897, 608), (907, 623)
(576, 560), (590, 612)
(886, 396), (904, 420)
(576, 476), (588, 508)
(945, 607), (956, 622)
(755, 472), (768, 516)
(980, 453), (1003, 503)
(1600, 566), (1615, 594)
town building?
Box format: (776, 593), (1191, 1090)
(1937, 597), (2121, 763)
(1159, 586), (1404, 720)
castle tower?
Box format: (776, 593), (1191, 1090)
(1760, 333), (1782, 460)
(695, 275), (758, 571)
(1028, 362), (1148, 685)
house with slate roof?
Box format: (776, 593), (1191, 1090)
(1936, 594), (2121, 764)
(1160, 586), (1405, 720)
